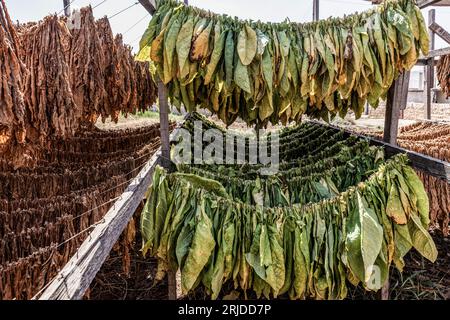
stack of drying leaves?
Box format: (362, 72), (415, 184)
(0, 0), (27, 152)
(1, 3), (158, 166)
(361, 121), (450, 236)
(140, 117), (437, 300)
(0, 123), (172, 300)
(138, 0), (429, 127)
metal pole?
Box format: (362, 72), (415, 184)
(313, 0), (319, 22)
(63, 0), (71, 17)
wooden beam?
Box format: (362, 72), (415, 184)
(315, 122), (450, 183)
(425, 58), (434, 120)
(36, 151), (162, 300)
(425, 10), (436, 120)
(417, 0), (442, 8)
(157, 78), (172, 170)
(63, 0), (71, 17)
(156, 77), (177, 299)
(313, 0), (319, 22)
(383, 75), (405, 145)
(429, 22), (450, 45)
(424, 46), (450, 58)
(416, 58), (438, 66)
(138, 0), (156, 15)
(429, 9), (436, 51)
(381, 281), (390, 300)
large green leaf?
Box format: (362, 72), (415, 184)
(346, 193), (383, 287)
(237, 25), (257, 66)
(181, 203), (216, 293)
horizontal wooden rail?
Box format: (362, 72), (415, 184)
(313, 121), (450, 183)
(417, 0), (442, 8)
(423, 46), (450, 59)
(35, 149), (162, 300)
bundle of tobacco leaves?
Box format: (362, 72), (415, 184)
(138, 0), (429, 127)
(140, 119), (437, 300)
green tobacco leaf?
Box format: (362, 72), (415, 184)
(237, 25), (257, 66)
(174, 173), (229, 198)
(181, 204), (216, 293)
(403, 166), (430, 227)
(393, 224), (412, 271)
(176, 16), (194, 77)
(408, 213), (438, 263)
(225, 30), (235, 86)
(141, 167), (162, 256)
(346, 193), (383, 286)
(235, 59), (252, 94)
(205, 26), (226, 85)
(415, 5), (430, 55)
(386, 183), (408, 225)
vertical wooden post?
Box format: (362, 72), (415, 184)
(383, 80), (401, 145)
(381, 281), (390, 300)
(165, 0), (189, 301)
(383, 71), (410, 146)
(381, 70), (410, 299)
(63, 0), (71, 17)
(157, 78), (171, 169)
(156, 78), (177, 299)
(313, 0), (319, 21)
(425, 9), (435, 120)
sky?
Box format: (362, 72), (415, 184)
(5, 0), (450, 52)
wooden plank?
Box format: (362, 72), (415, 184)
(313, 0), (319, 21)
(316, 122), (450, 183)
(424, 46), (450, 58)
(425, 58), (434, 119)
(381, 281), (390, 300)
(400, 71), (411, 111)
(36, 150), (162, 300)
(383, 75), (403, 145)
(63, 0), (71, 16)
(429, 9), (436, 51)
(417, 0), (442, 8)
(156, 77), (177, 299)
(429, 22), (450, 45)
(138, 0), (156, 14)
(157, 77), (172, 169)
(425, 10), (436, 120)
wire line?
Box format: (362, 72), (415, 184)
(123, 13), (150, 35)
(93, 0), (108, 10)
(108, 2), (139, 20)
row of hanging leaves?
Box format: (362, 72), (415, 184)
(138, 0), (429, 127)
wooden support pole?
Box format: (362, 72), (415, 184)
(157, 78), (171, 169)
(139, 0), (182, 301)
(383, 69), (410, 156)
(313, 0), (319, 22)
(63, 0), (71, 17)
(156, 77), (178, 300)
(425, 9), (435, 120)
(384, 81), (400, 145)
